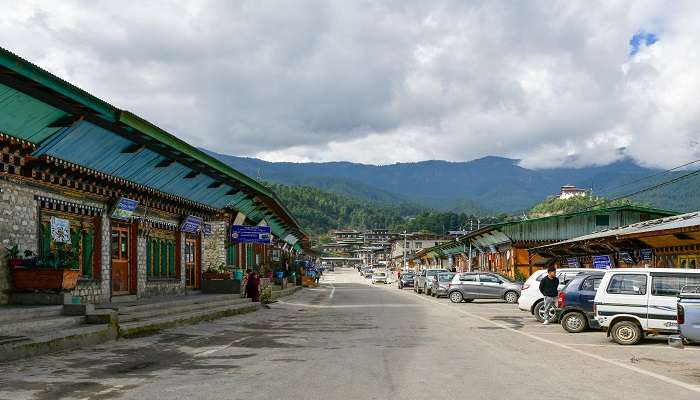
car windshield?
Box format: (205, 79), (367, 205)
(375, 273), (386, 277)
(402, 273), (414, 277)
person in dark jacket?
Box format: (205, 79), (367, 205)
(245, 272), (261, 302)
(539, 266), (560, 325)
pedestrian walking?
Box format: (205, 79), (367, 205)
(245, 272), (261, 302)
(539, 266), (559, 325)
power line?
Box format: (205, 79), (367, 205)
(596, 158), (700, 198)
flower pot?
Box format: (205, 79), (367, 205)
(203, 272), (232, 280)
(12, 267), (81, 290)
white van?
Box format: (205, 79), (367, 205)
(594, 268), (700, 345)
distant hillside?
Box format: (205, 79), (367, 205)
(207, 150), (698, 213)
(267, 183), (502, 236)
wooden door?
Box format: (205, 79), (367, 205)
(111, 223), (131, 296)
(185, 236), (201, 289)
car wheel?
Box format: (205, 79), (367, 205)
(561, 312), (588, 333)
(504, 291), (519, 304)
(449, 291), (463, 303)
(611, 320), (642, 345)
(533, 301), (555, 323)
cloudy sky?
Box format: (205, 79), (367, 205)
(1, 1), (698, 168)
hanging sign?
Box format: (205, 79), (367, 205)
(111, 197), (138, 221)
(180, 215), (203, 233)
(592, 255), (613, 269)
(566, 257), (580, 267)
(202, 223), (212, 236)
(640, 248), (653, 261)
(231, 225), (272, 244)
(50, 216), (71, 243)
(619, 252), (635, 264)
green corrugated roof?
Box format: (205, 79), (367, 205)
(0, 46), (308, 244)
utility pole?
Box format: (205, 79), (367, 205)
(402, 230), (407, 271)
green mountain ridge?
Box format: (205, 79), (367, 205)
(205, 149), (699, 214)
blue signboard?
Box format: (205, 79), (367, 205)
(202, 223), (212, 236)
(592, 255), (613, 269)
(566, 257), (579, 267)
(640, 248), (653, 261)
(112, 197), (138, 221)
(181, 215), (203, 233)
(231, 225), (272, 244)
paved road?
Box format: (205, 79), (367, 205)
(1, 268), (699, 399)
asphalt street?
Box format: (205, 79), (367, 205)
(1, 268), (699, 400)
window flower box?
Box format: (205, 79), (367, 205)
(12, 267), (81, 290)
(203, 272), (232, 281)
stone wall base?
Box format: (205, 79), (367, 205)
(145, 279), (184, 298)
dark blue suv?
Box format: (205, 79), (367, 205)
(555, 272), (605, 333)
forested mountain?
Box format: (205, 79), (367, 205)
(267, 183), (506, 235)
(209, 150), (700, 213)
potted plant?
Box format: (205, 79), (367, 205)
(203, 263), (232, 280)
(6, 245), (22, 268)
(12, 244), (80, 290)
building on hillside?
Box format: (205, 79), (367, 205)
(413, 206), (677, 278)
(532, 211), (700, 270)
(390, 233), (453, 270)
(0, 47), (307, 306)
(559, 185), (587, 199)
(321, 228), (400, 264)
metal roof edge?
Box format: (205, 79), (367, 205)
(0, 47), (116, 120)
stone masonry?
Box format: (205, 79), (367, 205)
(0, 246), (8, 304)
(137, 235), (147, 298)
(0, 177), (108, 305)
(203, 221), (226, 268)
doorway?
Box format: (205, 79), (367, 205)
(111, 222), (133, 296)
(185, 236), (201, 289)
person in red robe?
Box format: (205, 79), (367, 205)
(245, 272), (261, 302)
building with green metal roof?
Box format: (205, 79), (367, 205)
(412, 205), (678, 278)
(0, 46), (307, 304)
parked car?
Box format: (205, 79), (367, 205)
(372, 271), (388, 284)
(398, 272), (415, 289)
(428, 272), (455, 298)
(518, 268), (591, 322)
(360, 268), (373, 277)
(669, 285), (700, 348)
(447, 272), (522, 303)
(555, 271), (605, 333)
(594, 268), (700, 345)
(415, 269), (448, 294)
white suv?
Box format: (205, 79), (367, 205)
(518, 268), (591, 321)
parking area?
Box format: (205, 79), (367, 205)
(375, 276), (700, 388)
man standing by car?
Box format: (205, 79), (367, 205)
(539, 266), (559, 325)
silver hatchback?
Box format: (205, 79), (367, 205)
(447, 272), (522, 303)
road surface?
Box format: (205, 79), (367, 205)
(1, 268), (699, 399)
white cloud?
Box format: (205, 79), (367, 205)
(1, 0), (699, 168)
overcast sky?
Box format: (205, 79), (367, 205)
(2, 1), (698, 168)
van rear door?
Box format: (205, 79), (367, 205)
(648, 273), (700, 332)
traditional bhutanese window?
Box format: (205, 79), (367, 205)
(226, 244), (237, 266)
(38, 209), (99, 279)
(146, 229), (177, 278)
(246, 244), (254, 267)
